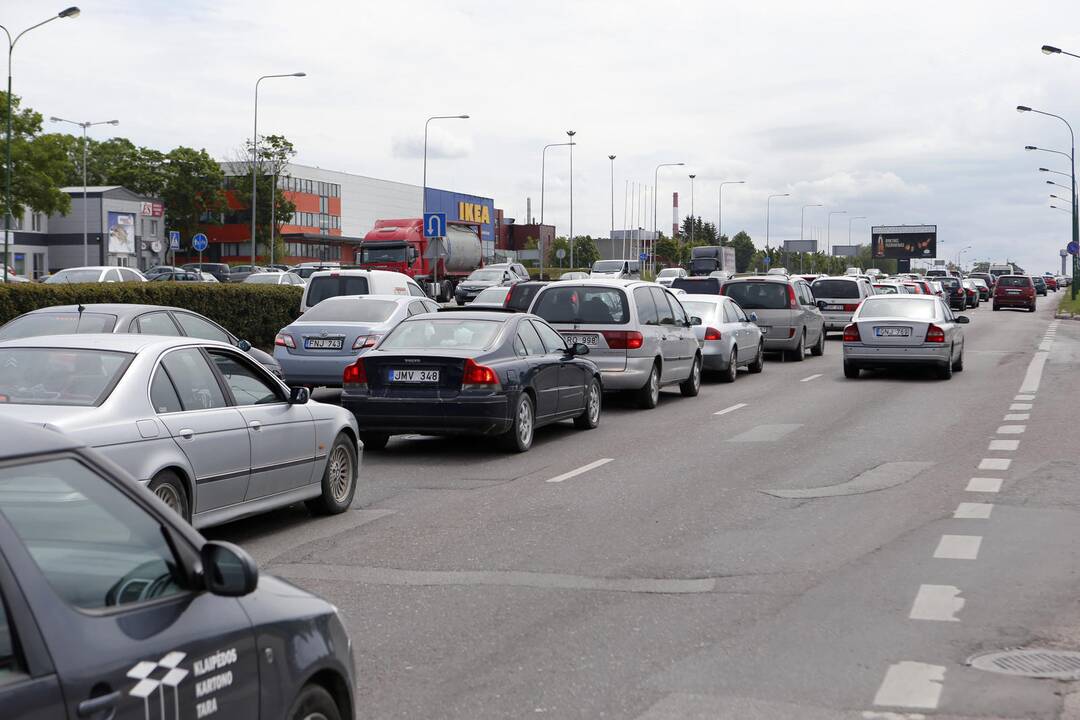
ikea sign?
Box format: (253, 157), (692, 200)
(458, 202), (491, 225)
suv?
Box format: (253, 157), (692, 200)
(812, 277), (875, 334)
(182, 262), (232, 282)
(936, 276), (967, 310)
(528, 279), (702, 408)
(925, 268), (949, 278)
(722, 276), (825, 360)
(993, 275), (1036, 312)
(1032, 275), (1048, 296)
(301, 268), (426, 312)
(506, 281), (549, 312)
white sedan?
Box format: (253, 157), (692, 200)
(656, 267), (688, 287)
(842, 295), (968, 380)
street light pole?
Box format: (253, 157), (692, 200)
(50, 117), (118, 266)
(608, 154), (616, 245)
(800, 203), (823, 241)
(848, 215), (867, 244)
(566, 130), (576, 268)
(653, 162), (684, 276)
(717, 180), (745, 242)
(1, 7), (80, 282)
(251, 72), (305, 266)
(765, 193), (790, 250)
(826, 211), (846, 255)
(688, 174), (696, 245)
(422, 114), (469, 296)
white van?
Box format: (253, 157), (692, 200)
(300, 269), (427, 313)
(590, 259), (641, 279)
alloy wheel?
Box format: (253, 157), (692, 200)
(327, 445), (353, 503)
(587, 382), (601, 424)
(154, 484), (182, 512)
(518, 398), (534, 446)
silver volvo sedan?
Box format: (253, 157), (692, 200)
(0, 334), (361, 528)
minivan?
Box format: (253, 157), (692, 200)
(300, 268), (427, 312)
(721, 276), (825, 360)
(993, 275), (1036, 312)
(811, 276), (876, 333)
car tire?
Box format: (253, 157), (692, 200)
(359, 432), (389, 451)
(1029, 303), (1037, 313)
(307, 433), (358, 516)
(788, 331), (806, 362)
(993, 304), (1000, 311)
(748, 342), (764, 374)
(953, 345), (964, 372)
(680, 355), (703, 396)
(288, 684), (341, 720)
(574, 377), (602, 429)
(720, 349), (737, 383)
(635, 362), (661, 409)
(148, 470), (190, 522)
(843, 361), (860, 379)
(937, 353), (954, 380)
(810, 328), (825, 357)
(500, 393), (535, 452)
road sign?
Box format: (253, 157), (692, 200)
(192, 233), (208, 252)
(423, 212), (446, 239)
(1068, 241), (1078, 257)
(168, 231), (180, 251)
(763, 255), (771, 266)
(639, 252), (648, 262)
(555, 248), (566, 260)
(424, 237), (448, 260)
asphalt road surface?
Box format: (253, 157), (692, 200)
(208, 293), (1080, 719)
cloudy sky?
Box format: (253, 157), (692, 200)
(9, 0), (1080, 271)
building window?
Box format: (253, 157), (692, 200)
(319, 196), (328, 213)
(150, 220), (158, 236)
(31, 213), (42, 231)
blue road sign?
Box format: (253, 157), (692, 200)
(639, 252), (648, 262)
(1069, 241), (1079, 256)
(168, 231), (180, 251)
(763, 255), (772, 265)
(423, 212), (447, 239)
(192, 233), (208, 252)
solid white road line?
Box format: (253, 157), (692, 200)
(988, 439), (1019, 451)
(967, 477), (1003, 493)
(1003, 414), (1030, 422)
(800, 374), (822, 383)
(873, 661), (945, 710)
(954, 502), (993, 519)
(996, 425), (1026, 434)
(545, 458), (613, 484)
(934, 534), (982, 560)
(909, 584), (964, 622)
(1009, 403), (1032, 411)
(1020, 352), (1048, 394)
(978, 458), (1011, 471)
(714, 403), (747, 416)
(1015, 394), (1035, 401)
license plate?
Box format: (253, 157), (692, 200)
(304, 337), (343, 350)
(1007, 290), (1020, 294)
(389, 369), (440, 383)
(562, 333), (599, 346)
(824, 304), (845, 311)
(874, 327), (911, 337)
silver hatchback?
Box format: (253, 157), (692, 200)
(721, 276), (826, 361)
(528, 280), (702, 408)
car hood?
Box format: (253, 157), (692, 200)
(459, 281), (495, 290)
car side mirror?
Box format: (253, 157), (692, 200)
(816, 300), (827, 309)
(570, 342), (590, 356)
(236, 339), (252, 352)
(200, 541), (258, 596)
(289, 386), (310, 404)
(956, 315), (971, 324)
(749, 312), (759, 323)
(690, 316), (702, 326)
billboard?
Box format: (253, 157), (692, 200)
(784, 240), (817, 254)
(107, 212), (136, 254)
(871, 225), (937, 259)
(832, 245), (859, 257)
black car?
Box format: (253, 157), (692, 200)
(341, 310), (602, 452)
(670, 277), (723, 294)
(0, 417), (355, 720)
(506, 281), (549, 312)
(182, 262), (232, 283)
(454, 267), (519, 305)
(937, 276), (967, 310)
(1032, 275), (1048, 296)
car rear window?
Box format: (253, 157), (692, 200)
(380, 319), (503, 350)
(857, 298), (937, 320)
(0, 348), (131, 406)
(306, 275), (371, 306)
(301, 298), (398, 323)
(680, 301), (720, 323)
(998, 276), (1030, 288)
(0, 312), (117, 340)
(671, 278), (721, 294)
(937, 277), (960, 289)
(722, 281), (790, 310)
(472, 287), (510, 304)
(507, 284), (545, 312)
(811, 279), (860, 299)
(531, 286), (630, 324)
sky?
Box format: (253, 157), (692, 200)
(7, 0), (1080, 273)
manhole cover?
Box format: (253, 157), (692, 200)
(969, 649), (1080, 680)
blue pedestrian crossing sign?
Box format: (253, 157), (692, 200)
(168, 231), (180, 251)
(192, 233), (208, 252)
(423, 212), (446, 239)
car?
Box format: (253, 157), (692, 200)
(0, 334), (361, 527)
(301, 268), (426, 313)
(1032, 275), (1048, 296)
(723, 276), (825, 360)
(961, 279), (980, 308)
(670, 276), (723, 295)
(267, 263), (292, 272)
(969, 272), (995, 295)
(970, 277), (991, 300)
(485, 262), (531, 282)
(181, 262), (233, 283)
(811, 276), (876, 334)
(558, 271), (589, 281)
(765, 267), (789, 276)
(145, 264), (181, 279)
(842, 294), (969, 380)
(150, 270), (219, 282)
(340, 310), (603, 452)
(936, 276), (967, 310)
(43, 266), (146, 283)
(469, 285), (514, 307)
(506, 281), (549, 312)
(290, 262), (341, 280)
(454, 267), (520, 305)
(527, 279), (702, 407)
(1044, 275), (1058, 292)
(656, 267), (688, 287)
(872, 282), (911, 295)
(0, 303), (284, 378)
(0, 416), (356, 720)
(902, 282), (928, 294)
(228, 264), (267, 283)
(679, 294), (764, 381)
(244, 271), (306, 286)
(590, 259), (641, 279)
(927, 280), (945, 297)
(275, 295), (440, 387)
(925, 268), (949, 278)
(993, 275), (1037, 312)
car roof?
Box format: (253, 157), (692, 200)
(413, 310), (517, 321)
(0, 333), (231, 352)
(539, 278), (648, 288)
(0, 417), (83, 460)
(816, 276), (861, 282)
(863, 294), (937, 302)
(680, 293), (730, 303)
(723, 275), (792, 283)
(54, 266), (113, 271)
(307, 268), (413, 280)
(16, 303), (197, 319)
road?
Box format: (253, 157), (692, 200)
(208, 293), (1080, 719)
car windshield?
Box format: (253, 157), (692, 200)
(44, 269), (102, 283)
(592, 261), (625, 273)
(306, 275), (370, 306)
(300, 298), (398, 323)
(244, 273), (281, 284)
(380, 319), (503, 350)
(531, 286), (630, 324)
(358, 245), (408, 263)
(467, 270), (505, 282)
(0, 348), (131, 406)
(722, 282), (790, 310)
(873, 285), (898, 294)
(857, 298), (938, 320)
(657, 268), (681, 278)
(0, 312), (117, 340)
(812, 279), (860, 298)
(998, 276), (1029, 287)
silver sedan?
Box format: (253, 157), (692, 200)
(680, 294), (764, 381)
(0, 334), (362, 528)
(842, 295), (969, 380)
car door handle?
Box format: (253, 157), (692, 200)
(178, 428), (194, 440)
(78, 689), (122, 718)
(249, 421), (262, 431)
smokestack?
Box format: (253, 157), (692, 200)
(527, 197), (532, 225)
(672, 192), (679, 238)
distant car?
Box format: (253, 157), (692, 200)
(469, 285), (513, 307)
(244, 271), (306, 286)
(765, 267), (788, 276)
(558, 271), (589, 281)
(506, 281), (549, 312)
(1032, 275), (1048, 296)
(843, 294), (968, 380)
(340, 311), (602, 452)
(0, 416), (356, 720)
(300, 269), (426, 313)
(656, 267), (688, 287)
(275, 295), (439, 388)
(267, 263), (292, 272)
(181, 262), (232, 282)
(0, 334), (361, 527)
(936, 276), (967, 310)
(291, 262), (341, 280)
(679, 294), (764, 381)
(43, 266), (146, 283)
(872, 282), (910, 295)
(970, 277), (991, 300)
(454, 267), (519, 305)
(150, 270), (218, 283)
(228, 264), (266, 283)
(484, 262), (531, 282)
(927, 280), (945, 297)
(993, 275), (1036, 312)
(961, 279), (981, 307)
(902, 282), (927, 294)
(925, 268), (949, 278)
(723, 276), (825, 360)
(969, 272), (995, 294)
(811, 276), (875, 334)
(671, 277), (723, 295)
(1044, 275), (1058, 292)
(591, 259), (641, 279)
(144, 264), (180, 279)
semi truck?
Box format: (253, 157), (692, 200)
(355, 218), (483, 301)
(689, 245), (737, 276)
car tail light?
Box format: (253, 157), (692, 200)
(704, 327), (722, 341)
(925, 324), (946, 343)
(787, 284), (797, 307)
(601, 330), (644, 349)
(275, 333), (295, 348)
(462, 358), (501, 389)
(842, 303), (860, 312)
(352, 334), (382, 350)
(843, 324), (861, 342)
(787, 328), (796, 338)
(343, 358), (368, 387)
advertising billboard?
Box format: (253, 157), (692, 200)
(107, 211), (136, 254)
(784, 240), (817, 254)
(871, 225), (937, 259)
(832, 245), (859, 257)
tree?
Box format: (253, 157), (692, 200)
(0, 92), (72, 222)
(729, 230), (756, 272)
(572, 235), (600, 269)
(160, 146), (228, 247)
(654, 237), (682, 266)
(229, 134), (298, 260)
(680, 215), (717, 245)
(547, 236), (571, 267)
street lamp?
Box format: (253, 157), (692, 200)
(608, 155), (616, 244)
(2, 6), (80, 282)
(566, 130), (576, 268)
(653, 162), (684, 274)
(956, 245), (972, 268)
(717, 180), (745, 241)
(688, 174), (696, 244)
(421, 114), (469, 295)
(801, 203), (823, 241)
(540, 141), (575, 225)
(848, 215), (867, 244)
(826, 211), (846, 253)
(1047, 179), (1073, 192)
(250, 72), (305, 265)
(766, 193), (790, 249)
(1051, 204), (1072, 213)
(50, 117), (118, 265)
(1043, 45), (1080, 59)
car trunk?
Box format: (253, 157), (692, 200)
(287, 322), (380, 357)
(548, 323), (628, 372)
(854, 317), (934, 347)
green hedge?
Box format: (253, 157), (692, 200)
(0, 283), (302, 349)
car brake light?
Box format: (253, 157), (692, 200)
(842, 303), (860, 312)
(925, 324), (946, 343)
(787, 284), (797, 307)
(601, 330), (644, 349)
(275, 333), (295, 348)
(343, 358), (368, 386)
(843, 324), (861, 342)
(704, 327), (722, 341)
(352, 334), (382, 350)
(462, 358), (500, 388)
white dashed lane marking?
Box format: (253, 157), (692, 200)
(934, 534), (982, 560)
(1020, 352), (1048, 394)
(873, 661), (945, 710)
(996, 425), (1026, 435)
(1015, 394), (1035, 401)
(909, 584), (964, 622)
(978, 458), (1011, 471)
(967, 477), (1003, 493)
(954, 502), (993, 519)
(1003, 414), (1030, 421)
(713, 403), (747, 416)
(800, 374), (822, 383)
(545, 458), (613, 484)
(988, 439), (1019, 451)
(1009, 403), (1032, 411)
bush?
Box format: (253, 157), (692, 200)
(0, 282), (302, 348)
